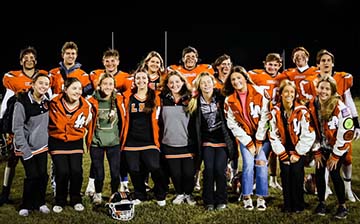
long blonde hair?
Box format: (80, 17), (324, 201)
(317, 76), (340, 121)
(187, 72), (216, 114)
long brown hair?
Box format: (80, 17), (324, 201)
(131, 70), (156, 114)
(222, 65), (254, 96)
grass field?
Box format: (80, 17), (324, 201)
(0, 100), (359, 224)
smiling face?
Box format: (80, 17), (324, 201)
(182, 52), (198, 70)
(217, 59), (232, 77)
(20, 52), (37, 71)
(317, 80), (332, 103)
(99, 76), (115, 97)
(134, 71), (149, 90)
(62, 48), (77, 67)
(281, 84), (296, 105)
(167, 74), (184, 95)
(32, 75), (50, 97)
(147, 56), (161, 74)
(199, 75), (214, 95)
(103, 56), (119, 74)
(264, 60), (281, 76)
(292, 50), (308, 67)
(230, 72), (247, 92)
(64, 81), (82, 103)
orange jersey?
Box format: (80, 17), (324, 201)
(276, 66), (319, 103)
(301, 71), (355, 107)
(1, 69), (49, 118)
(248, 69), (280, 105)
(214, 76), (225, 90)
(49, 67), (90, 94)
(89, 69), (133, 92)
(48, 93), (92, 145)
(2, 69), (48, 93)
(167, 64), (214, 87)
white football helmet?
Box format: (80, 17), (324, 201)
(105, 191), (135, 221)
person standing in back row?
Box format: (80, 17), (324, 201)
(249, 53), (283, 191)
(49, 41), (93, 96)
(85, 48), (132, 196)
(167, 46), (214, 191)
(167, 46), (214, 87)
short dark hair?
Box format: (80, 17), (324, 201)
(19, 46), (37, 60)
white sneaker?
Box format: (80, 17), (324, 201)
(19, 209), (29, 216)
(93, 193), (102, 205)
(157, 200), (166, 206)
(132, 199), (142, 205)
(172, 194), (185, 204)
(269, 179), (283, 191)
(39, 205), (50, 214)
(52, 205), (63, 213)
(243, 198), (254, 211)
(346, 190), (356, 202)
(184, 194), (196, 205)
(256, 198), (266, 211)
(120, 181), (130, 193)
(85, 178), (95, 197)
(74, 203), (84, 212)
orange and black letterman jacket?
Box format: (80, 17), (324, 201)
(269, 101), (315, 161)
(121, 90), (161, 151)
(86, 92), (126, 151)
(48, 93), (93, 155)
(308, 97), (354, 160)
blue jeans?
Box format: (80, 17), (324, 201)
(240, 140), (270, 197)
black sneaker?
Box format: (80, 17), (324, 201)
(315, 202), (326, 216)
(334, 206), (348, 220)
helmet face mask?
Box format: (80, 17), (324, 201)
(106, 192), (135, 221)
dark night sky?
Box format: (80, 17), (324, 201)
(1, 28), (359, 96)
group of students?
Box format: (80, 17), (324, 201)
(0, 43), (358, 221)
